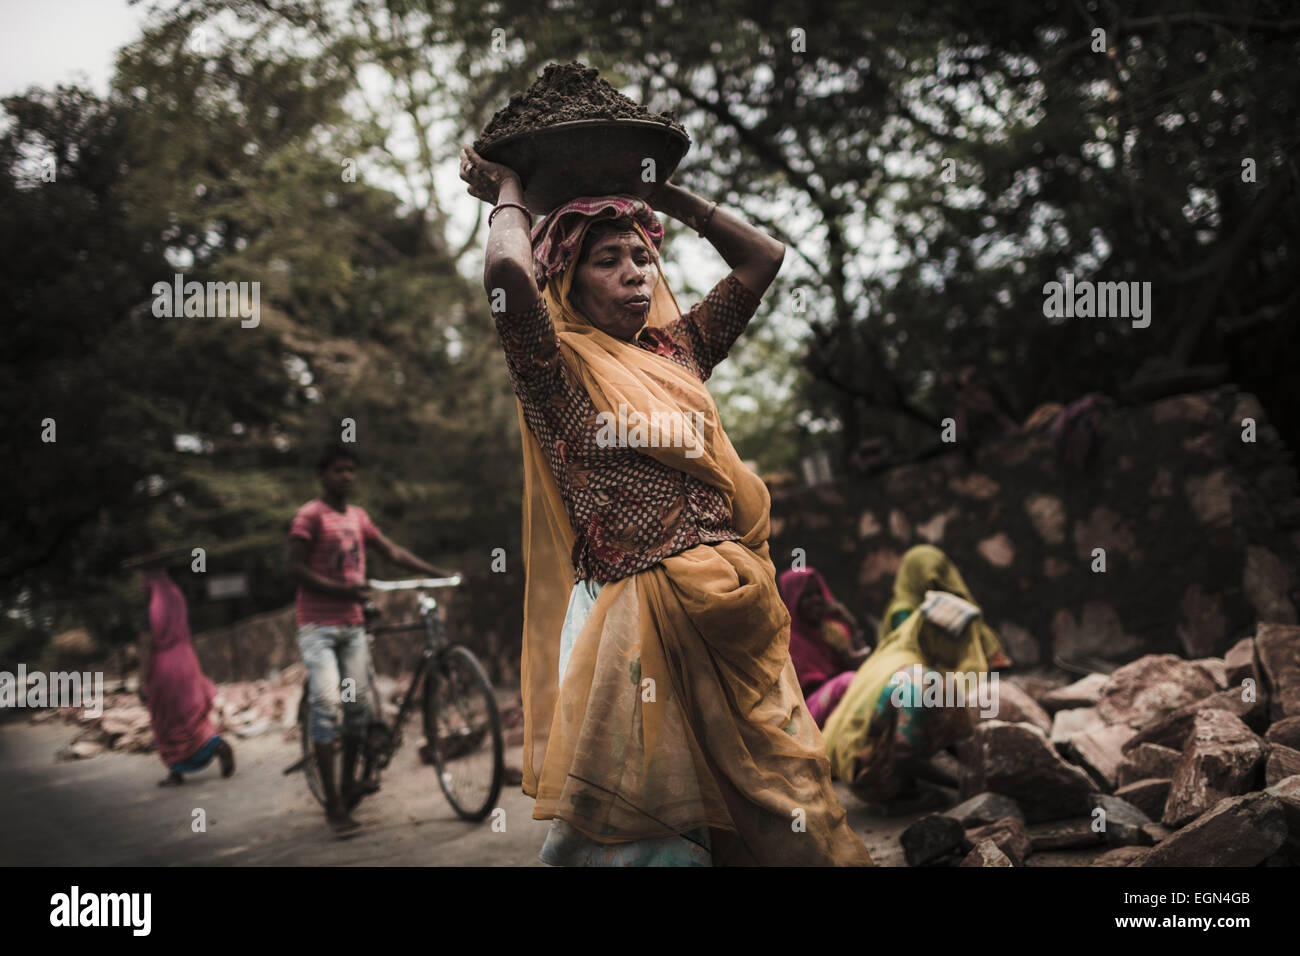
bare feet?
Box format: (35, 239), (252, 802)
(216, 739), (236, 778)
(158, 771), (184, 787)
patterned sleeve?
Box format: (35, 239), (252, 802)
(667, 273), (763, 380)
(493, 297), (566, 401)
(288, 504), (317, 542)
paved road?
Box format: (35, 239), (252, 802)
(2, 718), (1078, 867)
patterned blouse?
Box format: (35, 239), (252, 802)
(495, 274), (762, 584)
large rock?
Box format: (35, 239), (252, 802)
(944, 792), (1024, 828)
(966, 816), (1031, 865)
(1178, 585), (1227, 658)
(960, 721), (1098, 823)
(1117, 743), (1183, 787)
(1256, 622), (1300, 719)
(1162, 710), (1265, 828)
(1094, 793), (1158, 847)
(1265, 744), (1300, 787)
(1040, 673), (1108, 713)
(1140, 793), (1287, 867)
(1223, 637), (1256, 685)
(1024, 493), (1067, 545)
(1051, 706), (1104, 749)
(1097, 654), (1220, 729)
(961, 840), (1014, 867)
(1244, 548), (1298, 625)
(1091, 846), (1151, 867)
(1114, 778), (1172, 820)
(1264, 775), (1300, 842)
(1121, 686), (1268, 753)
(996, 621), (1041, 667)
(1184, 469), (1240, 528)
(989, 681), (1052, 733)
(1266, 716), (1300, 750)
(1028, 818), (1105, 851)
(1052, 603), (1144, 661)
(1070, 723), (1137, 790)
(900, 813), (971, 867)
(1193, 657), (1229, 689)
(976, 533), (1015, 568)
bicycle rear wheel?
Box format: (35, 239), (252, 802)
(298, 678), (327, 808)
(422, 645), (504, 822)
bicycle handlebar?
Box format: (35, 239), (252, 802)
(367, 576), (462, 591)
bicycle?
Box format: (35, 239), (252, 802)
(285, 576), (505, 822)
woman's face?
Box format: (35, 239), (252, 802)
(569, 231), (659, 341)
(797, 584), (827, 622)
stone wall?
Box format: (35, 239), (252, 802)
(768, 386), (1300, 667)
(195, 385), (1298, 682)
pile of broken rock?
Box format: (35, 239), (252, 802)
(40, 663), (314, 761)
(900, 621), (1300, 867)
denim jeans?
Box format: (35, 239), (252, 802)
(297, 624), (372, 744)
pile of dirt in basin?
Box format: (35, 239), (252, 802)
(474, 61), (686, 150)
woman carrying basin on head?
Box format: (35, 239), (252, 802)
(460, 144), (871, 867)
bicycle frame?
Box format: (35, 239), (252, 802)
(364, 577), (461, 765)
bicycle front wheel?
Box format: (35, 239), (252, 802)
(422, 645), (504, 822)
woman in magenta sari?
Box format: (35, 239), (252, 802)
(138, 569), (234, 786)
(778, 567), (871, 727)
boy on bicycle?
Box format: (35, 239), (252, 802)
(288, 444), (454, 832)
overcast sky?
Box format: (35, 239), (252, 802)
(0, 0), (148, 98)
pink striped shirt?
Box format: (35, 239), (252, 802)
(289, 499), (381, 627)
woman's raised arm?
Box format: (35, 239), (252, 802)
(460, 145), (539, 315)
(649, 182), (785, 299)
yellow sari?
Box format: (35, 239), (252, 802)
(514, 220), (871, 865)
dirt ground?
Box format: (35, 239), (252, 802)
(0, 720), (1100, 866)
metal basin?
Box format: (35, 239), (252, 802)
(478, 118), (691, 215)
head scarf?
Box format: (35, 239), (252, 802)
(143, 570), (192, 654)
(878, 544), (1003, 663)
(778, 567), (843, 694)
(531, 195), (665, 290)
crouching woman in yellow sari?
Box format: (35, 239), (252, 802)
(822, 545), (1011, 805)
(460, 145), (871, 866)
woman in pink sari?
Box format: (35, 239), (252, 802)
(138, 568), (234, 786)
(778, 567), (871, 727)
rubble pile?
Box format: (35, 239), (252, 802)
(43, 662), (312, 760)
(901, 621), (1300, 866)
(39, 662), (528, 771)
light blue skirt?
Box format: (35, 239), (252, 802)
(537, 579), (713, 867)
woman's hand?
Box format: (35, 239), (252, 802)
(642, 179), (673, 212)
(460, 145), (521, 204)
(645, 180), (784, 299)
